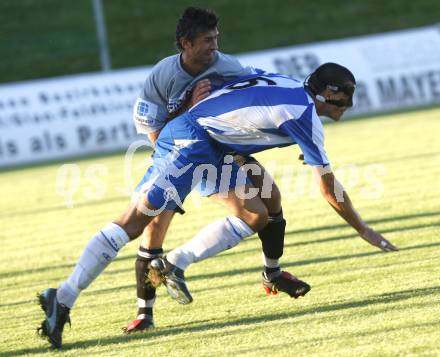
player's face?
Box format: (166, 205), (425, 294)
(186, 28), (219, 65)
(320, 85), (354, 121)
(325, 93), (350, 121)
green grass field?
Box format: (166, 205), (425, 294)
(1, 108), (440, 356)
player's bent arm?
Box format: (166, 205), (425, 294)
(312, 166), (398, 252)
(139, 80), (211, 144)
(168, 79), (212, 120)
(148, 130), (161, 146)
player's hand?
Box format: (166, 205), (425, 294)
(190, 79), (211, 107)
(359, 226), (398, 252)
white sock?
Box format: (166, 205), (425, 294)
(137, 297), (155, 319)
(167, 216), (254, 270)
(137, 297), (156, 308)
(262, 253), (280, 268)
(57, 223), (130, 308)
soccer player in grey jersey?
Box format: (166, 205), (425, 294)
(127, 8), (257, 333)
(126, 7), (299, 334)
(36, 7), (303, 348)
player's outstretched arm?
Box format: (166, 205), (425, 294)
(312, 166), (398, 252)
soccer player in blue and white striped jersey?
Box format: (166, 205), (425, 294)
(143, 63), (398, 304)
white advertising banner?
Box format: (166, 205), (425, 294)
(0, 69), (149, 167)
(238, 25), (440, 116)
(1, 25), (439, 168)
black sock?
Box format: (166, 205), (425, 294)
(137, 307), (153, 317)
(265, 266), (281, 275)
(135, 247), (163, 318)
(258, 210), (286, 262)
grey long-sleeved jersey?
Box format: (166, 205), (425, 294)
(133, 51), (254, 135)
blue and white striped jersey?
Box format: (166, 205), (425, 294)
(189, 73), (329, 166)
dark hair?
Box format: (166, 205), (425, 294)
(307, 62), (356, 95)
(175, 7), (219, 50)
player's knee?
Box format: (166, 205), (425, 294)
(241, 207), (268, 232)
(114, 216), (148, 240)
(115, 202), (155, 239)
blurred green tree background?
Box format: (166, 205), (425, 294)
(1, 0), (439, 83)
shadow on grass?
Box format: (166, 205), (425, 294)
(231, 318), (440, 356)
(187, 239), (440, 283)
(0, 195), (126, 219)
(2, 226), (438, 309)
(0, 252), (137, 279)
(0, 235), (440, 307)
(2, 210), (438, 280)
(2, 213), (437, 309)
(6, 285), (440, 356)
(284, 221), (440, 248)
(101, 222), (440, 280)
(26, 239), (440, 302)
(284, 210), (440, 237)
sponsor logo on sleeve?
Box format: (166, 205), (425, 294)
(134, 98), (158, 125)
